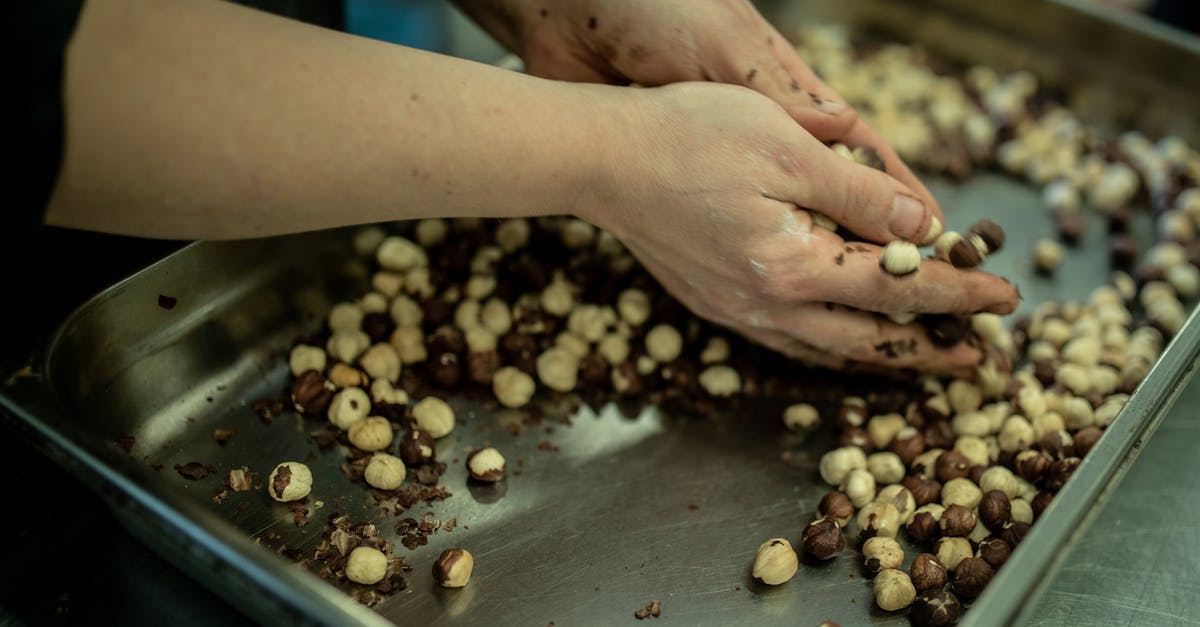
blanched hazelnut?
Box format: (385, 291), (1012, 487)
(876, 484), (917, 524)
(329, 302), (365, 334)
(942, 478), (983, 510)
(433, 548), (474, 588)
(979, 466), (1019, 499)
(1010, 497), (1034, 524)
(369, 378), (408, 406)
(493, 366), (536, 408)
(566, 304), (607, 343)
(359, 343), (401, 383)
(857, 502), (901, 539)
(597, 334), (630, 365)
(327, 331), (370, 363)
(873, 569), (916, 612)
(495, 218), (530, 252)
(348, 416), (393, 452)
(328, 363), (369, 389)
(863, 536), (904, 575)
(268, 462), (312, 502)
(645, 324), (683, 363)
(376, 236), (427, 272)
(801, 519), (845, 561)
(784, 403), (820, 431)
(842, 469), (876, 508)
(364, 453), (407, 490)
(753, 538), (800, 584)
(818, 492), (854, 527)
(867, 413), (907, 450)
(345, 546), (389, 585)
(536, 346), (579, 393)
(328, 387), (370, 430)
(617, 289), (651, 326)
(1034, 238), (1065, 274)
(999, 415), (1036, 452)
(412, 397), (455, 438)
(880, 241), (921, 276)
(466, 447), (506, 482)
(698, 365), (741, 397)
(480, 298), (512, 336)
(867, 452), (906, 485)
(819, 446), (868, 486)
(910, 553), (947, 591)
(289, 345), (327, 377)
(934, 537), (973, 572)
(699, 336), (730, 364)
(465, 327), (498, 354)
(541, 275), (576, 316)
(389, 326), (427, 364)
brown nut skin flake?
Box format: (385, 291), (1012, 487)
(910, 553), (948, 591)
(979, 490), (1012, 532)
(801, 517), (845, 561)
(291, 370), (335, 415)
(910, 589), (963, 627)
(951, 557), (995, 599)
(432, 548), (474, 588)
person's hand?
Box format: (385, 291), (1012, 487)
(582, 83), (1018, 377)
(454, 0), (941, 218)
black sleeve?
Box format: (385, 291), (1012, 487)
(12, 1), (85, 243)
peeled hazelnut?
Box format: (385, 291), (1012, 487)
(433, 548), (474, 588)
(1034, 238), (1065, 274)
(327, 330), (370, 363)
(492, 366), (536, 409)
(411, 397), (455, 438)
(645, 324), (684, 363)
(289, 345), (327, 377)
(911, 449), (945, 478)
(934, 231), (963, 262)
(978, 536), (1012, 568)
(880, 241), (921, 276)
(360, 342), (401, 384)
(801, 518), (845, 561)
(910, 553), (948, 591)
(345, 546), (389, 585)
(291, 370), (336, 415)
(942, 478), (983, 510)
(327, 386), (370, 430)
(873, 569), (917, 612)
(857, 502), (901, 539)
(910, 589), (963, 627)
(952, 557), (995, 599)
(1010, 497), (1034, 524)
(819, 446), (868, 486)
(466, 447), (506, 482)
(876, 485), (917, 524)
(268, 461), (312, 502)
(376, 236), (427, 272)
(863, 536), (904, 575)
(328, 302), (365, 334)
(752, 538), (799, 585)
(536, 346), (580, 393)
(979, 466), (1020, 499)
(979, 490), (1012, 532)
(868, 452), (907, 485)
(364, 453), (407, 490)
(818, 492), (855, 528)
(934, 537), (973, 572)
(699, 365), (741, 397)
(784, 403), (821, 431)
(939, 504), (976, 537)
(398, 429), (436, 465)
(616, 289), (651, 326)
(348, 416), (393, 452)
(842, 468), (876, 508)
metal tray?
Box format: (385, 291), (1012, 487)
(3, 2), (1199, 626)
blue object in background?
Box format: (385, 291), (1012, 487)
(345, 0), (449, 53)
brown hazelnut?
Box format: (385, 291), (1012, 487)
(968, 464), (988, 486)
(910, 589), (963, 627)
(1109, 234), (1139, 269)
(499, 332), (538, 374)
(978, 490), (1012, 532)
(818, 492), (855, 528)
(838, 427), (874, 452)
(951, 557), (994, 599)
(1072, 426), (1103, 457)
(425, 351), (463, 388)
(578, 351), (609, 385)
(465, 447), (506, 482)
(836, 397), (868, 429)
(939, 504), (976, 537)
(906, 511), (940, 545)
(1056, 211), (1086, 245)
(1032, 491), (1055, 519)
(977, 536), (1011, 568)
(935, 450), (971, 483)
(466, 349), (501, 385)
(801, 517), (845, 561)
(968, 219), (1006, 254)
(890, 428), (926, 465)
(1039, 432), (1068, 459)
(398, 429), (436, 465)
(905, 476), (942, 507)
(999, 521), (1032, 548)
(1045, 457), (1082, 491)
(432, 548), (474, 588)
(909, 553), (947, 591)
(923, 420), (957, 449)
(1014, 450), (1051, 482)
(948, 238), (984, 268)
(290, 370), (335, 415)
(921, 314), (972, 348)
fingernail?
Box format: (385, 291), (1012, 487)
(808, 91), (847, 114)
(919, 215), (943, 246)
(889, 194), (927, 241)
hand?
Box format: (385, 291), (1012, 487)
(455, 0), (941, 219)
(584, 83), (1018, 377)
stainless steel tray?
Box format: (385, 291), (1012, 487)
(3, 2), (1199, 626)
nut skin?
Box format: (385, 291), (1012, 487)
(801, 517), (845, 561)
(935, 450), (971, 482)
(291, 370), (335, 415)
(890, 429), (926, 465)
(906, 511), (940, 546)
(978, 490), (1012, 532)
(905, 476), (942, 507)
(818, 492), (855, 528)
(432, 548), (474, 588)
(910, 589), (963, 627)
(968, 220), (1006, 254)
(1014, 450), (1052, 482)
(398, 429), (436, 465)
(1072, 426), (1103, 457)
(948, 238), (985, 268)
(1046, 457), (1082, 491)
(1032, 491), (1055, 519)
(939, 504), (976, 537)
(910, 553), (948, 591)
(978, 536), (1012, 568)
(923, 420), (957, 450)
(951, 557), (995, 599)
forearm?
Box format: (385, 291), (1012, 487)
(46, 0), (619, 239)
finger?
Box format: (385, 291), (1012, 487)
(839, 118), (944, 227)
(727, 322), (847, 370)
(522, 35), (627, 84)
(767, 303), (981, 378)
(777, 141), (939, 245)
(757, 27), (860, 140)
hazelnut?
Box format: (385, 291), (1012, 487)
(934, 537), (973, 572)
(842, 468), (876, 508)
(291, 370), (336, 415)
(699, 365), (741, 396)
(493, 366), (536, 408)
(889, 427), (925, 465)
(867, 452), (907, 485)
(921, 314), (972, 347)
(389, 326), (427, 364)
(376, 236), (426, 272)
(880, 241), (921, 276)
(909, 553), (948, 591)
(645, 324), (684, 363)
(910, 589), (963, 627)
(911, 448), (945, 478)
(467, 350), (501, 385)
(857, 502), (901, 539)
(839, 427), (874, 452)
(1015, 450), (1051, 481)
(398, 429), (436, 465)
(327, 387), (370, 430)
(616, 289), (651, 326)
(267, 462), (312, 502)
(363, 453), (406, 490)
(948, 237), (985, 268)
(801, 518), (845, 561)
(818, 492), (855, 527)
(541, 275), (575, 316)
(345, 546), (389, 585)
(876, 485), (916, 524)
(784, 403), (821, 431)
(389, 295), (423, 328)
(495, 218), (530, 252)
(873, 569), (917, 612)
(836, 396), (868, 429)
(954, 435), (990, 467)
(597, 334), (631, 365)
(867, 413), (906, 450)
(935, 450), (971, 482)
(1073, 425), (1103, 457)
(348, 416), (393, 452)
(905, 476), (942, 507)
(977, 536), (1011, 568)
(999, 415), (1036, 452)
(968, 219), (1006, 254)
(1034, 238), (1065, 274)
(1032, 491), (1055, 519)
(818, 446), (868, 486)
(327, 330), (370, 363)
(411, 397), (455, 438)
(979, 490), (1012, 532)
(699, 336), (731, 364)
(536, 346), (580, 393)
(979, 466), (1020, 499)
(862, 536), (904, 575)
(952, 557), (995, 599)
(934, 231), (963, 261)
(752, 538), (799, 585)
(939, 504), (976, 537)
(466, 447), (506, 482)
(1045, 457), (1081, 491)
(480, 298), (512, 336)
(328, 302), (365, 334)
(1010, 497), (1034, 524)
(942, 478), (983, 510)
(289, 345), (327, 377)
(907, 511), (940, 545)
(999, 521), (1032, 548)
(432, 548), (474, 588)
